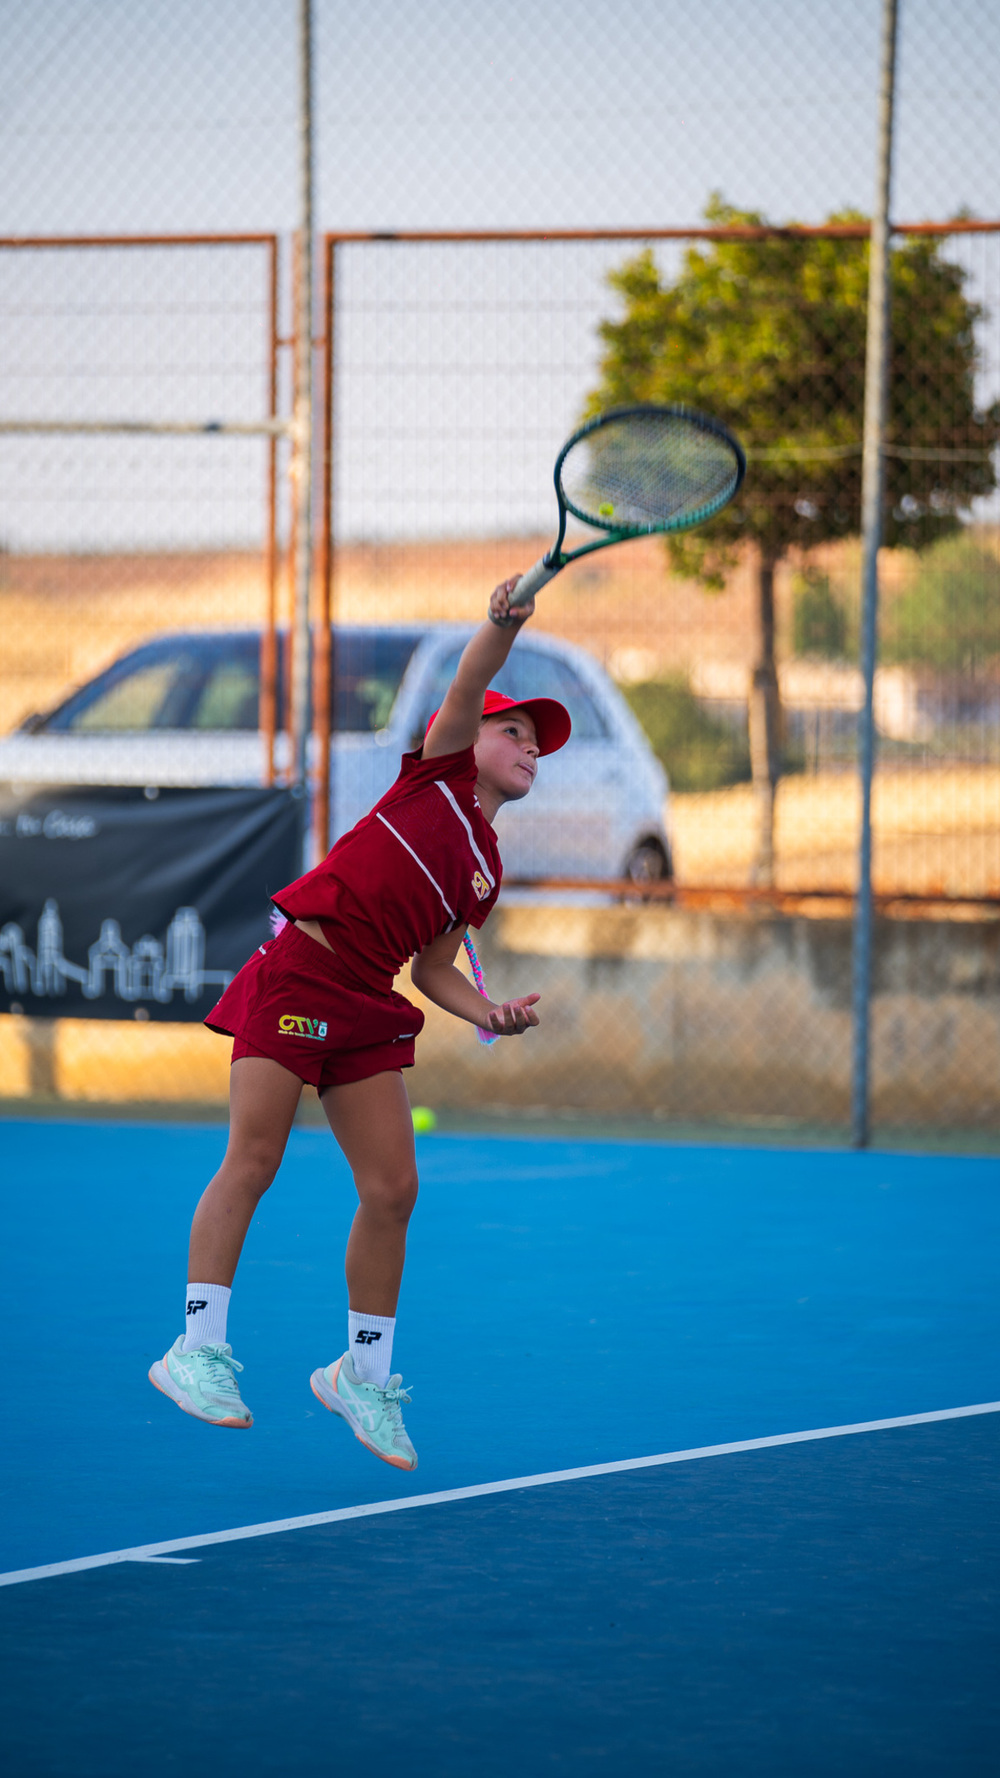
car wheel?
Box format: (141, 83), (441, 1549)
(623, 838), (672, 885)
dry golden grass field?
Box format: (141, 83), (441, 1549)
(671, 768), (1000, 897)
(1, 532), (863, 732)
(2, 537), (997, 901)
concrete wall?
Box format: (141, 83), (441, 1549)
(405, 903), (1000, 1129)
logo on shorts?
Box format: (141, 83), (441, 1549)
(471, 871), (490, 901)
(278, 1014), (329, 1040)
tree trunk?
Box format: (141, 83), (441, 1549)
(748, 552), (782, 887)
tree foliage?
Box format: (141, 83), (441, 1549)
(588, 197), (998, 883)
(622, 674), (751, 792)
(882, 533), (1000, 674)
(586, 196), (998, 581)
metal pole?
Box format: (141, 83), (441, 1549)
(850, 0), (900, 1149)
(290, 0), (315, 816)
(261, 236), (280, 786)
(313, 235), (335, 860)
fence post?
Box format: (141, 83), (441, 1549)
(261, 236), (280, 787)
(313, 235), (335, 862)
(851, 0), (900, 1148)
(290, 0), (316, 852)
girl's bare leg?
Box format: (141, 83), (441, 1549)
(320, 1070), (418, 1316)
(187, 1056), (303, 1285)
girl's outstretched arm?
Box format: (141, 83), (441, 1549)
(410, 925), (540, 1035)
(423, 577), (535, 760)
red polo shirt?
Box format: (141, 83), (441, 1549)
(272, 745), (502, 995)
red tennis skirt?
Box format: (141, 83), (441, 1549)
(205, 921), (424, 1091)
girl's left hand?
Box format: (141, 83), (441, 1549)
(486, 993), (541, 1036)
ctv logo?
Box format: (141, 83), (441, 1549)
(471, 871), (490, 901)
(278, 1014), (329, 1040)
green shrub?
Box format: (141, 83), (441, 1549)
(792, 569), (849, 659)
(882, 531), (1000, 674)
(623, 674), (752, 792)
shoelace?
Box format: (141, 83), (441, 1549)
(198, 1346), (244, 1394)
(374, 1381), (412, 1421)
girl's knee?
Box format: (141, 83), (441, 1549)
(360, 1168), (418, 1222)
(387, 1169), (419, 1220)
(225, 1134), (284, 1197)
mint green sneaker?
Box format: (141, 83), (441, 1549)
(149, 1337), (253, 1428)
(310, 1352), (417, 1471)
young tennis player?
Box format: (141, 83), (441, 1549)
(149, 576), (571, 1470)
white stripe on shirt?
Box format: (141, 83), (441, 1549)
(434, 780), (496, 888)
(376, 813), (457, 921)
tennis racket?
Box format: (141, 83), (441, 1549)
(504, 404), (746, 615)
(463, 932), (498, 1046)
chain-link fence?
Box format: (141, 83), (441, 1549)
(314, 222), (999, 1133)
(1, 2), (998, 1139)
(322, 223), (1000, 891)
(0, 236), (285, 726)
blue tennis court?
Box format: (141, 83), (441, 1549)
(1, 1118), (998, 1773)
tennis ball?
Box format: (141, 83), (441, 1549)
(599, 502), (615, 517)
(411, 1105), (437, 1134)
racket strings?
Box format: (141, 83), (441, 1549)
(560, 412), (742, 533)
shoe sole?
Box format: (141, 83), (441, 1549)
(148, 1358), (253, 1429)
(310, 1360), (417, 1471)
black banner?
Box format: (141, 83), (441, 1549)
(0, 785), (302, 1021)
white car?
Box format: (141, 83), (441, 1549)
(1, 625), (672, 881)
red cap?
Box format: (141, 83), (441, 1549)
(426, 687), (572, 756)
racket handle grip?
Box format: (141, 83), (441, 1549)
(508, 554), (561, 607)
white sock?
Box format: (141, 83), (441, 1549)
(182, 1282), (231, 1351)
(348, 1310), (395, 1386)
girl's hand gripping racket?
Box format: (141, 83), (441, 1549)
(500, 403), (746, 619)
(462, 932), (540, 1045)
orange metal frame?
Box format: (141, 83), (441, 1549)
(6, 221), (997, 869)
(320, 219), (1000, 245)
(503, 879), (1000, 917)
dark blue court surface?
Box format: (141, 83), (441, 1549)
(1, 1120), (998, 1772)
(2, 1417), (998, 1775)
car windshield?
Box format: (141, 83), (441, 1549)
(333, 632), (422, 732)
(40, 631), (422, 734)
(414, 644), (608, 745)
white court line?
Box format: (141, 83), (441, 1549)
(127, 1555), (201, 1565)
(2, 1399), (998, 1591)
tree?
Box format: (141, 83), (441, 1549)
(882, 532), (1000, 675)
(586, 197), (997, 882)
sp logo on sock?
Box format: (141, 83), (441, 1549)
(186, 1299), (208, 1315)
(354, 1329), (382, 1344)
